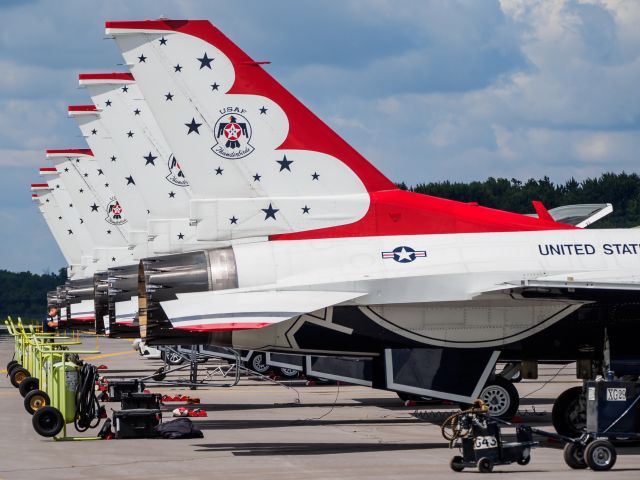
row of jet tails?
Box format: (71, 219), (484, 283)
(33, 19), (640, 428)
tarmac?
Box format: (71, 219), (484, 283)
(1, 333), (640, 479)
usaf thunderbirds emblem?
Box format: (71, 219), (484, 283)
(381, 246), (426, 263)
(105, 197), (127, 226)
(166, 154), (189, 187)
(211, 107), (254, 159)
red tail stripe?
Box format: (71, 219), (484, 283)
(79, 72), (134, 81)
(68, 105), (97, 112)
(105, 20), (395, 193)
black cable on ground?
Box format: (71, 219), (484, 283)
(74, 363), (101, 432)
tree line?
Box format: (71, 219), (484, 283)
(398, 172), (640, 228)
(0, 269), (67, 320)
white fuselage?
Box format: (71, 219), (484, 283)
(181, 228), (640, 352)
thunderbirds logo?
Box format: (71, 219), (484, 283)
(211, 107), (254, 159)
(105, 198), (127, 226)
(381, 246), (427, 263)
(166, 154), (189, 187)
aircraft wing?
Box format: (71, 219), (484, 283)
(160, 290), (365, 332)
(474, 271), (640, 296)
(513, 273), (640, 291)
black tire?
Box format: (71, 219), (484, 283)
(517, 454), (531, 466)
(478, 457), (493, 473)
(478, 376), (519, 418)
(552, 386), (586, 437)
(152, 366), (167, 381)
(32, 406), (64, 437)
(563, 442), (587, 469)
(6, 360), (18, 371)
(24, 389), (50, 415)
(584, 440), (616, 471)
(248, 352), (270, 374)
(19, 376), (39, 397)
(278, 367), (300, 378)
(450, 455), (465, 472)
(9, 367), (30, 388)
(164, 351), (185, 366)
(7, 362), (22, 376)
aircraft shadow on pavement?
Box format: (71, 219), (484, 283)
(192, 417), (418, 431)
(192, 441), (444, 456)
(191, 402), (368, 412)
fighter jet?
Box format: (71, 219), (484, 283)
(99, 20), (640, 431)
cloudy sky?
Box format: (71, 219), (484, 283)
(1, 0), (639, 273)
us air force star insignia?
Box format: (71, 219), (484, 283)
(211, 107), (254, 159)
(381, 246), (427, 263)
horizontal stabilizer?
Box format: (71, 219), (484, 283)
(160, 290), (364, 332)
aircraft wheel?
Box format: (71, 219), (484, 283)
(279, 367), (299, 378)
(450, 455), (465, 472)
(478, 376), (519, 418)
(10, 367), (30, 388)
(32, 406), (64, 437)
(6, 360), (18, 371)
(248, 353), (270, 374)
(19, 376), (39, 397)
(163, 351), (184, 366)
(24, 389), (50, 415)
(584, 440), (616, 471)
(552, 386), (586, 437)
(563, 442), (587, 469)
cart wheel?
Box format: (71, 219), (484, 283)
(478, 457), (494, 473)
(248, 353), (270, 374)
(32, 406), (64, 437)
(478, 376), (519, 418)
(152, 366), (167, 381)
(450, 455), (465, 472)
(7, 362), (22, 376)
(552, 386), (586, 437)
(24, 389), (50, 415)
(18, 376), (39, 397)
(584, 440), (616, 471)
(9, 367), (30, 388)
(563, 442), (587, 469)
(517, 454), (531, 466)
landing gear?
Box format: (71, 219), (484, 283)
(552, 386), (586, 437)
(478, 376), (519, 418)
(248, 352), (270, 375)
(162, 350), (185, 366)
(278, 367), (300, 378)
